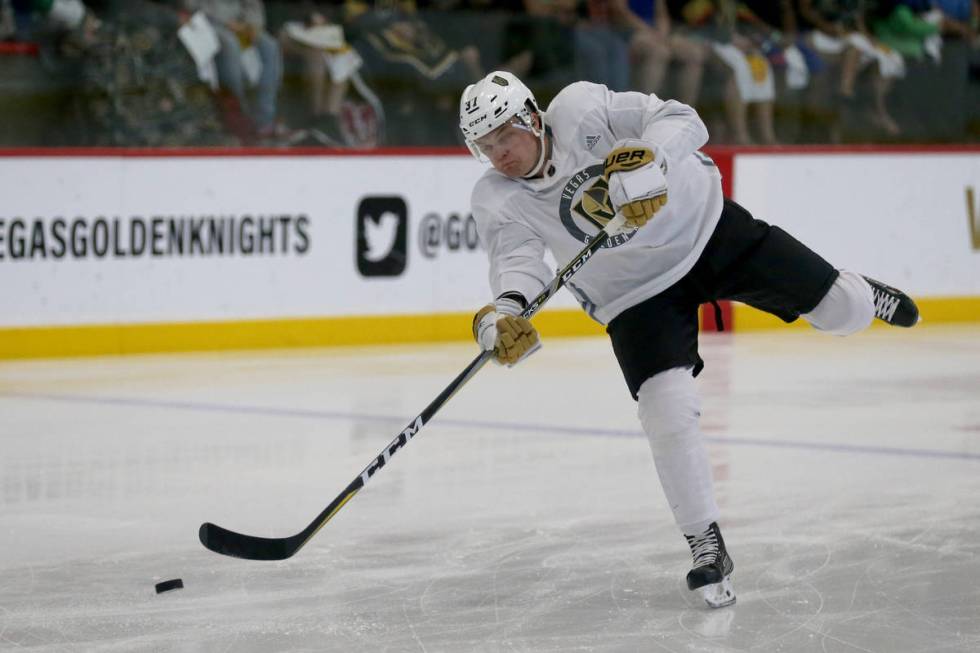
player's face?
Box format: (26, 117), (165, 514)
(474, 118), (540, 178)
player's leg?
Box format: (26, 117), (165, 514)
(637, 368), (735, 608)
(212, 25), (249, 116)
(607, 287), (736, 608)
(636, 368), (717, 539)
(799, 269), (918, 334)
(707, 199), (918, 332)
(800, 269), (874, 335)
(253, 30), (284, 131)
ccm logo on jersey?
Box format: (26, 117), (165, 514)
(604, 147), (653, 173)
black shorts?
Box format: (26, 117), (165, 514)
(607, 198), (839, 399)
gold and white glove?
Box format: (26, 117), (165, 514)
(472, 296), (541, 367)
(604, 139), (668, 231)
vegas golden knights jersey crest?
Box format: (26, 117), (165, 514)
(573, 175), (616, 229)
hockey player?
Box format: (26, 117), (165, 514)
(460, 71), (919, 608)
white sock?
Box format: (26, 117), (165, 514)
(637, 367), (720, 536)
(803, 269), (874, 336)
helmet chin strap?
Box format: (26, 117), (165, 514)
(519, 113), (550, 179)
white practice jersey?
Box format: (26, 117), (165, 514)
(471, 81), (724, 325)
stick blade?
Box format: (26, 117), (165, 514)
(199, 522), (298, 561)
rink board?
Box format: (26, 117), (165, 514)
(0, 147), (978, 358)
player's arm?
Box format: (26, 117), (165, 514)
(601, 85), (709, 229)
(472, 294), (541, 367)
(606, 86), (708, 172)
(603, 141), (668, 230)
(470, 197), (550, 367)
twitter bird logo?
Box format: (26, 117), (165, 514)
(363, 211), (400, 262)
(357, 197), (408, 277)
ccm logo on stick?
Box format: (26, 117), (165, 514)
(360, 416), (424, 484)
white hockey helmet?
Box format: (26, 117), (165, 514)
(459, 71), (541, 161)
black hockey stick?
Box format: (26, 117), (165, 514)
(199, 216), (626, 560)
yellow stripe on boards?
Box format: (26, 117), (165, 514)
(0, 309), (606, 360)
(1, 298), (976, 360)
(911, 296), (980, 324)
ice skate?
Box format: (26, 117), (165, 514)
(685, 522), (736, 608)
(863, 276), (920, 327)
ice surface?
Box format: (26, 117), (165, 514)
(1, 326), (978, 651)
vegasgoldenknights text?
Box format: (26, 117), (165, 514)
(0, 214), (311, 261)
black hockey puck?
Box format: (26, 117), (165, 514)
(155, 578), (184, 594)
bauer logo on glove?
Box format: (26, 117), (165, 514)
(604, 147), (654, 173)
(604, 139), (669, 231)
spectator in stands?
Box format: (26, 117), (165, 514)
(185, 0), (291, 141)
(344, 0), (483, 83)
(278, 4), (359, 145)
(739, 0), (804, 72)
(1, 0), (103, 147)
(89, 1), (234, 146)
(500, 1), (577, 102)
(518, 0), (693, 97)
(10, 0), (99, 43)
(928, 0), (979, 41)
(869, 0), (942, 62)
(798, 0), (859, 122)
(739, 0), (810, 141)
(626, 0), (708, 105)
(738, 0), (810, 140)
(662, 1), (777, 144)
(572, 0), (631, 91)
(798, 0), (904, 138)
(716, 0), (780, 143)
(342, 0), (483, 145)
(507, 1), (625, 92)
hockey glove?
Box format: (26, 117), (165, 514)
(472, 296), (541, 367)
(604, 139), (668, 231)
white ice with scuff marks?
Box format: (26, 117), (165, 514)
(1, 326), (979, 652)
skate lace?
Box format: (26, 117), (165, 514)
(686, 530), (719, 568)
(871, 287), (900, 322)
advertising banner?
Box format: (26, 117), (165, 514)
(2, 149), (976, 352)
(0, 155), (577, 328)
(733, 153), (980, 296)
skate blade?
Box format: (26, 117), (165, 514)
(699, 575), (736, 609)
